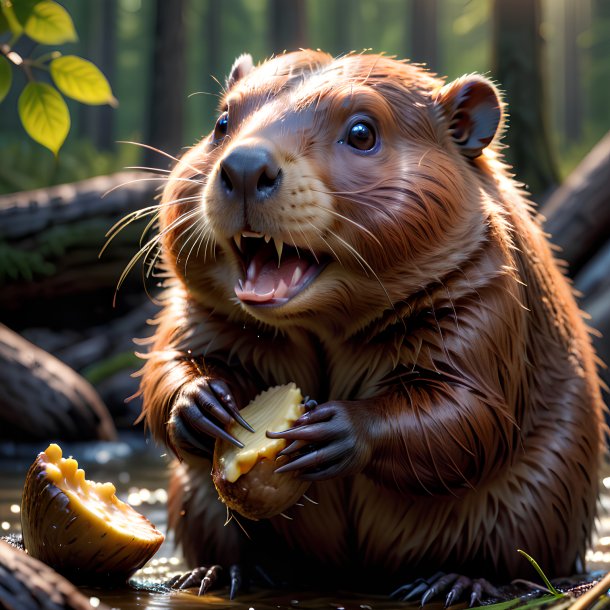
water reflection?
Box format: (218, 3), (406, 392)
(1, 437), (609, 610)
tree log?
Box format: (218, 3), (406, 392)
(0, 171), (159, 327)
(542, 130), (610, 277)
(0, 540), (111, 610)
(0, 324), (116, 442)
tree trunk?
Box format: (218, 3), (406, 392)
(410, 0), (438, 71)
(492, 0), (559, 199)
(563, 0), (585, 143)
(269, 0), (308, 55)
(144, 0), (187, 169)
(78, 0), (117, 151)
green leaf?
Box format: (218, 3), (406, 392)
(50, 55), (116, 106)
(0, 55), (12, 103)
(517, 550), (562, 597)
(18, 82), (70, 155)
(24, 0), (77, 44)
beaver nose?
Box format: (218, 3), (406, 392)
(219, 146), (281, 202)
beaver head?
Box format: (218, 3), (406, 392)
(159, 50), (503, 335)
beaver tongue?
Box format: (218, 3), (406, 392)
(235, 254), (311, 303)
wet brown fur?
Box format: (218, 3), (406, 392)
(138, 51), (605, 588)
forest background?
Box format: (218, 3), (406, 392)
(0, 0), (606, 198)
(1, 0), (609, 435)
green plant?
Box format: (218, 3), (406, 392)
(0, 0), (116, 156)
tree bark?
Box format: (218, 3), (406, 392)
(492, 0), (559, 198)
(144, 0), (187, 169)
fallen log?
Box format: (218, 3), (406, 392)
(0, 324), (116, 442)
(0, 171), (160, 326)
(542, 130), (610, 276)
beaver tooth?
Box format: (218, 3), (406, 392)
(233, 233), (243, 252)
(264, 234), (271, 243)
(274, 238), (283, 265)
(291, 266), (303, 285)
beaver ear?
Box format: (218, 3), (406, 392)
(435, 75), (503, 159)
(226, 54), (254, 89)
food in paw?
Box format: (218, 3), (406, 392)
(212, 383), (311, 520)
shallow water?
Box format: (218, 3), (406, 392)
(1, 437), (609, 610)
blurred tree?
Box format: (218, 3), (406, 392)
(144, 0), (187, 168)
(332, 0), (352, 55)
(410, 0), (438, 71)
(563, 0), (585, 143)
(492, 0), (559, 198)
(78, 0), (117, 151)
(269, 0), (308, 55)
(590, 0), (610, 140)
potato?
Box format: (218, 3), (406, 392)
(21, 444), (164, 583)
(212, 383), (311, 520)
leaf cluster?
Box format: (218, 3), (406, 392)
(0, 0), (116, 155)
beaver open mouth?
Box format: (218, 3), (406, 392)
(232, 231), (328, 306)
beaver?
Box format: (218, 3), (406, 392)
(138, 50), (605, 602)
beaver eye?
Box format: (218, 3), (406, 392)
(347, 121), (376, 151)
(213, 111), (229, 142)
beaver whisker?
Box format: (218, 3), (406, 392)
(331, 231), (398, 316)
(106, 192), (200, 244)
(285, 227), (300, 259)
(190, 217), (216, 268)
(115, 235), (161, 298)
(171, 210), (209, 270)
(183, 224), (207, 272)
(117, 140), (203, 176)
(294, 225), (320, 265)
(124, 165), (173, 174)
(102, 176), (205, 200)
(306, 202), (382, 248)
(119, 205), (201, 289)
(303, 219), (344, 267)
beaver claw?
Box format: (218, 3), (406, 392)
(267, 400), (371, 480)
(170, 378), (253, 458)
(168, 564), (241, 598)
(391, 572), (502, 607)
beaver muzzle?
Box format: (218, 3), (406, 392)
(232, 232), (329, 305)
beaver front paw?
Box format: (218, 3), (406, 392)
(267, 400), (372, 480)
(169, 378), (253, 460)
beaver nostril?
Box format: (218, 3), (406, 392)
(257, 169), (281, 194)
(220, 166), (233, 193)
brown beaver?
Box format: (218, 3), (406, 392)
(138, 50), (605, 601)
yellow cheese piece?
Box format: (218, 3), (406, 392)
(217, 383), (304, 482)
